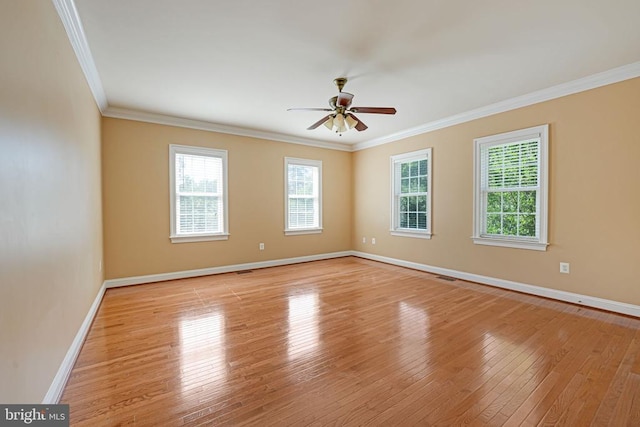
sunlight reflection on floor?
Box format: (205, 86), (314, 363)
(288, 292), (320, 361)
(179, 310), (227, 397)
(398, 301), (430, 377)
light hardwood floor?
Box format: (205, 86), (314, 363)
(61, 257), (640, 426)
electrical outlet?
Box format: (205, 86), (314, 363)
(372, 238), (376, 245)
(259, 243), (265, 251)
(362, 237), (366, 244)
(560, 262), (570, 274)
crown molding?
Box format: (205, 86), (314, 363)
(103, 107), (353, 151)
(52, 0), (108, 112)
(103, 62), (640, 153)
(354, 61), (640, 151)
(54, 0), (639, 153)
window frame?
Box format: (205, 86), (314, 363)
(169, 144), (229, 243)
(284, 157), (323, 236)
(390, 148), (433, 239)
(472, 124), (549, 251)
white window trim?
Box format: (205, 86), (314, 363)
(169, 144), (229, 243)
(284, 157), (323, 236)
(472, 124), (549, 251)
(390, 148), (433, 239)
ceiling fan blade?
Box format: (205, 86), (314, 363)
(288, 107), (333, 112)
(336, 92), (354, 108)
(307, 114), (333, 130)
(350, 107), (397, 115)
(346, 113), (368, 131)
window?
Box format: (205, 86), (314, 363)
(472, 124), (549, 250)
(390, 148), (432, 239)
(285, 157), (322, 235)
(169, 144), (228, 243)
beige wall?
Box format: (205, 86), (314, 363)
(104, 78), (640, 307)
(353, 77), (640, 305)
(102, 118), (352, 279)
(0, 1), (103, 402)
(3, 0), (638, 407)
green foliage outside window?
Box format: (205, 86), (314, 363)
(398, 159), (428, 230)
(484, 140), (539, 238)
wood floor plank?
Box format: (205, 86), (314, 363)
(590, 331), (640, 425)
(441, 302), (601, 425)
(60, 257), (640, 425)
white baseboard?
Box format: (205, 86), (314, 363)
(106, 249), (640, 317)
(42, 281), (106, 404)
(352, 251), (640, 318)
(43, 251), (351, 403)
(46, 249), (639, 403)
(104, 251), (353, 288)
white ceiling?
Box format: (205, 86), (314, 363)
(69, 0), (640, 149)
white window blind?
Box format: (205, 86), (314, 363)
(285, 158), (322, 235)
(390, 148), (432, 239)
(480, 139), (539, 238)
(176, 153), (222, 234)
(473, 125), (548, 250)
(170, 145), (228, 243)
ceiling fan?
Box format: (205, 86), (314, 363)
(287, 77), (397, 135)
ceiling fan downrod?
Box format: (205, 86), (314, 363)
(334, 77), (347, 92)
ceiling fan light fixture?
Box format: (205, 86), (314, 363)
(323, 116), (334, 130)
(334, 113), (347, 133)
(345, 114), (358, 129)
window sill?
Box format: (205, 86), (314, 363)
(284, 228), (323, 236)
(170, 233), (229, 243)
(471, 236), (548, 251)
(390, 230), (432, 240)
